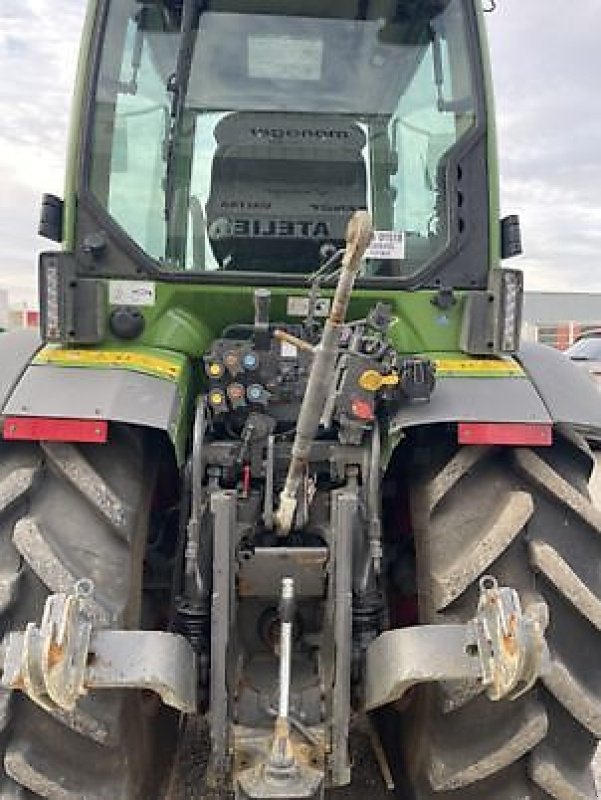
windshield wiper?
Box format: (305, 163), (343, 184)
(164, 0), (201, 228)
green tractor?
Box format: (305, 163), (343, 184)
(1, 1), (601, 798)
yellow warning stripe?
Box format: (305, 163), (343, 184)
(34, 348), (182, 381)
(434, 358), (524, 378)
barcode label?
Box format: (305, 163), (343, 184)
(364, 230), (405, 260)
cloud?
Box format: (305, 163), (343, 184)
(0, 1), (599, 303)
(486, 0), (601, 291)
(0, 0), (84, 303)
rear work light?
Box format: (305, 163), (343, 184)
(459, 267), (524, 355)
(500, 269), (523, 352)
(39, 252), (105, 345)
(458, 422), (552, 447)
(3, 417), (108, 443)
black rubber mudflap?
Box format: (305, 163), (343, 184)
(0, 430), (175, 800)
(399, 432), (601, 800)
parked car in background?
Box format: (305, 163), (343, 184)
(565, 330), (601, 388)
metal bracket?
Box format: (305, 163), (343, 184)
(472, 575), (548, 700)
(329, 490), (355, 788)
(364, 575), (549, 712)
(2, 579), (197, 714)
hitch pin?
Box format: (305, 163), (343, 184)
(278, 577), (294, 721)
(239, 576), (324, 797)
(268, 577), (296, 772)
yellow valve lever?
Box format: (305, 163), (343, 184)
(358, 370), (399, 392)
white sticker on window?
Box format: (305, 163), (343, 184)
(287, 297), (330, 317)
(248, 36), (323, 82)
(109, 281), (156, 307)
(364, 231), (406, 261)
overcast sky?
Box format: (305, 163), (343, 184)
(0, 0), (599, 304)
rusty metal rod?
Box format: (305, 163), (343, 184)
(273, 328), (316, 355)
(274, 211), (373, 535)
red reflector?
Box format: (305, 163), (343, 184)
(458, 422), (553, 447)
(3, 417), (108, 443)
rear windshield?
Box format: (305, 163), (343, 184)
(89, 0), (478, 277)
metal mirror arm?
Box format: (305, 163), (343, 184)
(431, 19), (473, 115)
(164, 0), (201, 229)
(116, 6), (147, 95)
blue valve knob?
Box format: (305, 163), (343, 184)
(243, 352), (259, 371)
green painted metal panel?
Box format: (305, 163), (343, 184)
(101, 283), (465, 358)
(63, 0), (99, 250)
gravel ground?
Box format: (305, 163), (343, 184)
(167, 716), (394, 799)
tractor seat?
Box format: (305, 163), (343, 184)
(205, 112), (367, 272)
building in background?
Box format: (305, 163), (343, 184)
(7, 306), (40, 330)
(0, 290), (39, 331)
(523, 292), (601, 350)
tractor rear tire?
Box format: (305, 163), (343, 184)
(401, 431), (601, 800)
(0, 427), (176, 800)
